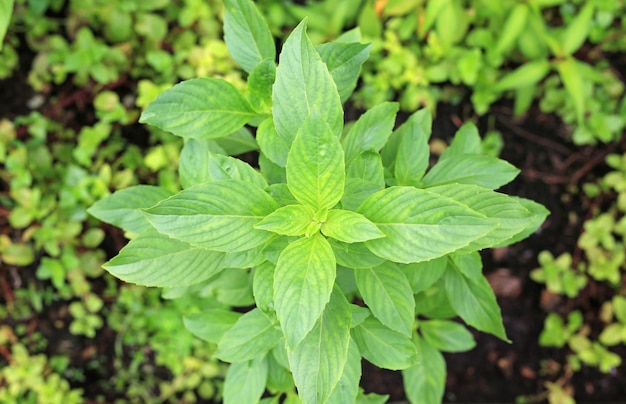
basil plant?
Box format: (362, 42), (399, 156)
(89, 0), (549, 402)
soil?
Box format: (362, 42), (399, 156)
(2, 54), (626, 404)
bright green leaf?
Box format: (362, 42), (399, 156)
(216, 308), (282, 363)
(223, 0), (276, 73)
(439, 122), (481, 160)
(255, 204), (316, 236)
(444, 263), (509, 341)
(143, 180), (278, 252)
(381, 109), (431, 171)
(322, 209), (385, 243)
(342, 102), (399, 165)
(316, 41), (371, 102)
(327, 338), (361, 404)
(248, 58), (276, 110)
(140, 78), (256, 139)
(495, 4), (529, 54)
(401, 257), (448, 294)
(289, 287), (351, 403)
(286, 116), (345, 211)
(495, 60), (551, 92)
(352, 316), (418, 370)
(272, 20), (343, 145)
(0, 0), (14, 51)
(561, 3), (594, 56)
(357, 187), (494, 264)
(394, 113), (431, 185)
(257, 118), (290, 168)
(215, 127), (259, 156)
(354, 262), (415, 336)
(87, 185), (173, 234)
(402, 336), (446, 404)
(253, 261), (275, 317)
(207, 152), (268, 189)
(329, 239), (386, 269)
(223, 356), (268, 404)
(274, 234), (336, 347)
(183, 309), (242, 344)
(557, 58), (586, 124)
(103, 229), (225, 287)
(423, 154), (519, 189)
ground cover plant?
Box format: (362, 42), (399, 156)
(88, 1), (549, 402)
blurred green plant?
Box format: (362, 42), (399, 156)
(530, 152), (626, 403)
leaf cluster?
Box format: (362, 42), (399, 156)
(90, 1), (549, 402)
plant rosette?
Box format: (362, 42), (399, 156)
(88, 0), (549, 402)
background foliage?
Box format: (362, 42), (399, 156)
(0, 0), (625, 402)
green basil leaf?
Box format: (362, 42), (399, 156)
(351, 316), (418, 370)
(342, 102), (399, 164)
(274, 234), (336, 347)
(103, 229), (225, 287)
(266, 348), (295, 392)
(144, 180), (278, 252)
(381, 109), (431, 171)
(183, 309), (242, 344)
(247, 58), (276, 111)
(214, 127), (259, 156)
(429, 184), (535, 250)
(329, 239), (386, 270)
(140, 78), (256, 139)
(289, 287), (351, 403)
(207, 152), (268, 189)
(316, 41), (371, 102)
(402, 336), (446, 404)
(505, 197), (550, 246)
(257, 118), (290, 168)
(422, 154), (519, 189)
(0, 0), (14, 51)
(357, 187), (495, 264)
(394, 111), (431, 186)
(444, 263), (509, 341)
(223, 356), (268, 404)
(401, 257), (448, 294)
(273, 20), (343, 145)
(223, 0), (276, 73)
(253, 261), (275, 318)
(327, 338), (361, 403)
(347, 150), (385, 188)
(286, 116), (345, 211)
(179, 138), (225, 188)
(354, 262), (415, 336)
(216, 308), (282, 363)
(322, 209), (385, 243)
(419, 319), (476, 352)
(87, 185), (173, 234)
(255, 204), (315, 236)
(342, 178), (383, 212)
(439, 122), (482, 161)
